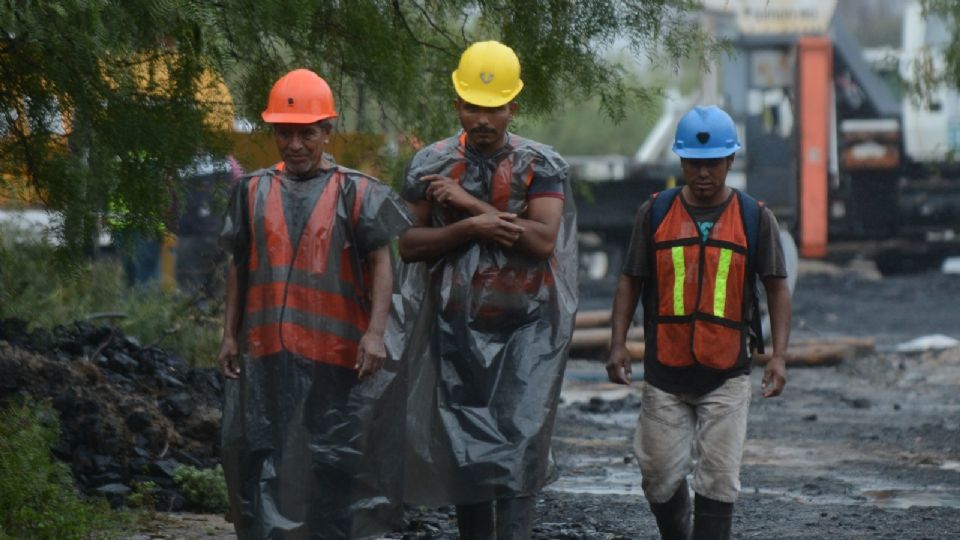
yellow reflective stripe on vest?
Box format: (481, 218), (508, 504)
(672, 246), (685, 315)
(713, 248), (733, 317)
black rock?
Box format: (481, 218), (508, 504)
(149, 458), (183, 479)
(172, 449), (203, 468)
(125, 410), (152, 433)
(158, 372), (186, 389)
(92, 454), (113, 472)
(128, 457), (149, 474)
(75, 321), (112, 346)
(96, 482), (131, 495)
(161, 393), (193, 418)
(577, 393), (641, 414)
(107, 351), (138, 374)
(0, 317), (228, 510)
(52, 395), (81, 418)
(90, 473), (125, 487)
(70, 446), (95, 473)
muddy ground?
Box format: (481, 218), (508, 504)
(133, 261), (960, 539)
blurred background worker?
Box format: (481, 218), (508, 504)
(217, 69), (411, 539)
(397, 41), (579, 538)
(606, 106), (792, 540)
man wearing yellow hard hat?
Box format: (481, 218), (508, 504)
(398, 41), (578, 538)
(217, 68), (412, 538)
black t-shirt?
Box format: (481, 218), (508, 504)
(621, 190), (787, 396)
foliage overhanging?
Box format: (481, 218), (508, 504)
(0, 0), (720, 251)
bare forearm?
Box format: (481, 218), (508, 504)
(510, 217), (558, 260)
(611, 274), (643, 346)
(764, 278), (792, 356)
(364, 247), (392, 335)
(508, 197), (564, 260)
(223, 263), (242, 340)
(399, 219), (476, 262)
(462, 197), (498, 217)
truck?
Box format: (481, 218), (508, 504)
(573, 0), (960, 278)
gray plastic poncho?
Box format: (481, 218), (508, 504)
(397, 133), (579, 505)
(219, 157), (411, 539)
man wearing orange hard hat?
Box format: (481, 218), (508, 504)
(218, 68), (411, 539)
(398, 41), (578, 538)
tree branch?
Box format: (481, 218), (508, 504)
(410, 1), (462, 52)
(390, 0), (453, 56)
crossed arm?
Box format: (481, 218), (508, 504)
(398, 174), (563, 262)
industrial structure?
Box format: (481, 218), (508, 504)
(575, 0), (960, 276)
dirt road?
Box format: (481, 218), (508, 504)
(136, 263), (960, 539)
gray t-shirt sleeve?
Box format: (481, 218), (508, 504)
(621, 199), (653, 278)
(756, 206), (787, 278)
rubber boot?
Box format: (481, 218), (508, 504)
(495, 496), (535, 540)
(456, 501), (496, 540)
(692, 493), (733, 540)
(648, 480), (691, 540)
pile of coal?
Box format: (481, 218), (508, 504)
(0, 318), (223, 511)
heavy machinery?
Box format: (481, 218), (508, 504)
(574, 0), (960, 276)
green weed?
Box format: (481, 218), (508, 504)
(173, 465), (229, 514)
(0, 399), (130, 539)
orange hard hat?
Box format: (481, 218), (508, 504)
(261, 69), (337, 124)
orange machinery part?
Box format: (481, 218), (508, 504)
(796, 36), (832, 259)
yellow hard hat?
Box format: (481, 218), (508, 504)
(451, 41), (524, 107)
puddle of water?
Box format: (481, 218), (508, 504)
(548, 466), (640, 496)
(941, 461), (960, 471)
(560, 385), (632, 405)
(738, 485), (960, 509)
(564, 369), (611, 382)
(548, 455), (642, 496)
(741, 486), (850, 505)
(861, 489), (960, 509)
(549, 459), (960, 509)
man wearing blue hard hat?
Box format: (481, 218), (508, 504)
(606, 105), (792, 540)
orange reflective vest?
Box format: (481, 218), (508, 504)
(243, 163), (371, 369)
(649, 190), (756, 371)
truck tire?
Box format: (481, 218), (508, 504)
(761, 230), (798, 341)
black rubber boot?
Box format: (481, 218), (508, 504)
(692, 493), (733, 540)
(648, 481), (691, 540)
(456, 501), (496, 540)
(495, 496), (535, 539)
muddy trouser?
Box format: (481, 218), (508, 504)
(455, 496), (535, 540)
(633, 375), (751, 504)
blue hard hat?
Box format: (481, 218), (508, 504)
(672, 105), (741, 158)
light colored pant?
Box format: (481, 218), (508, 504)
(634, 375), (751, 504)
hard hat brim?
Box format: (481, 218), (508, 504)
(261, 111), (338, 124)
(673, 144), (741, 159)
(451, 71), (523, 108)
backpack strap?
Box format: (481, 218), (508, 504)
(739, 189), (761, 262)
(650, 186), (682, 233)
(735, 189), (765, 355)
